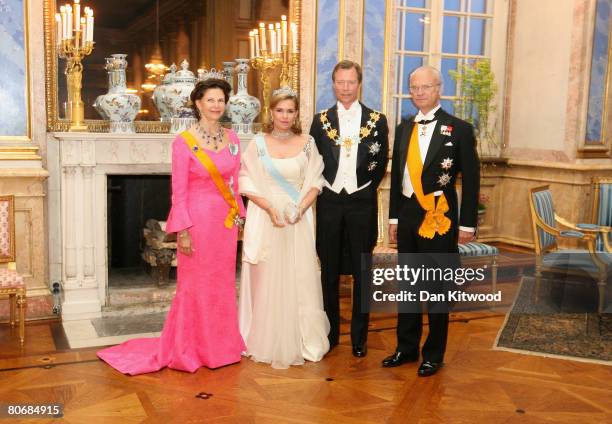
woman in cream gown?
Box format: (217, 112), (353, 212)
(239, 89), (330, 369)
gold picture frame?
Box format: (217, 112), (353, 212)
(43, 0), (301, 133)
(0, 0), (32, 142)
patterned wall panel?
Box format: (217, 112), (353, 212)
(362, 0), (387, 112)
(315, 0), (339, 112)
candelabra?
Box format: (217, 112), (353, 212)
(58, 38), (94, 131)
(279, 46), (299, 89)
(250, 51), (283, 125)
(56, 1), (95, 131)
(249, 17), (299, 125)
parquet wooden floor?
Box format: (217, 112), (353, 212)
(1, 304), (610, 422)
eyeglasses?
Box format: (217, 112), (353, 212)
(409, 84), (440, 93)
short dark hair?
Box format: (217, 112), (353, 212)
(332, 60), (363, 83)
(190, 78), (232, 120)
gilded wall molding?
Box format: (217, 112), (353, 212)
(43, 0), (302, 133)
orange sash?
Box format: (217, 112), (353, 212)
(406, 125), (451, 239)
(182, 131), (240, 229)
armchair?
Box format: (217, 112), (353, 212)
(528, 186), (611, 313)
(0, 195), (26, 344)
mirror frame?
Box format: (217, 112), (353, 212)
(44, 0), (301, 133)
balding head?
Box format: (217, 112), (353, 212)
(409, 66), (443, 114)
(409, 66), (443, 89)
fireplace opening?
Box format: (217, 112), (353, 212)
(107, 175), (174, 290)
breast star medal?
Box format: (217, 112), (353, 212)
(437, 173), (451, 187)
(440, 158), (453, 170)
(368, 142), (381, 156)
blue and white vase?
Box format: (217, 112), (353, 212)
(97, 54), (141, 133)
(152, 64), (176, 123)
(228, 59), (260, 134)
(165, 60), (197, 133)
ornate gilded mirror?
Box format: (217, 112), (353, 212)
(44, 0), (300, 132)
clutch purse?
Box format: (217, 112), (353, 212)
(283, 202), (300, 224)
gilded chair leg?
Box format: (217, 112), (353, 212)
(17, 295), (25, 345)
(9, 294), (16, 327)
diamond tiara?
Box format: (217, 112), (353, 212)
(272, 85), (298, 98)
(197, 68), (227, 81)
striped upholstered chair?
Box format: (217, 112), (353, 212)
(585, 177), (612, 252)
(454, 188), (499, 293)
(0, 196), (26, 344)
(458, 242), (499, 294)
(528, 185), (611, 313)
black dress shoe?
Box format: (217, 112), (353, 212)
(381, 351), (418, 367)
(417, 361), (443, 377)
(352, 345), (367, 357)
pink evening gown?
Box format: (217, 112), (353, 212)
(97, 129), (246, 375)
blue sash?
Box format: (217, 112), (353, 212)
(255, 134), (300, 203)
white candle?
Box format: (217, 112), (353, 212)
(74, 0), (81, 31)
(55, 13), (62, 44)
(268, 24), (275, 54)
(81, 17), (86, 43)
(254, 29), (260, 57)
(88, 9), (94, 42)
(259, 23), (266, 52)
(249, 31), (254, 58)
(275, 23), (281, 52)
(281, 15), (287, 46)
(66, 5), (73, 38)
(60, 6), (66, 39)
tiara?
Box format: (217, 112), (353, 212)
(272, 86), (298, 98)
(197, 68), (227, 81)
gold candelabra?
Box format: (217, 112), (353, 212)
(249, 17), (299, 125)
(56, 1), (95, 131)
(250, 51), (283, 125)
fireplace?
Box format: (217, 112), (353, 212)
(107, 174), (174, 291)
(48, 132), (253, 320)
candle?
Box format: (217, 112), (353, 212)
(259, 23), (266, 52)
(249, 31), (255, 58)
(275, 23), (281, 52)
(268, 24), (275, 54)
(254, 29), (260, 57)
(55, 13), (62, 44)
(88, 9), (94, 42)
(281, 16), (288, 46)
(74, 0), (80, 31)
(66, 5), (73, 38)
(60, 6), (66, 39)
(81, 17), (86, 43)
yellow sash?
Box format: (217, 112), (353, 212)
(407, 125), (451, 239)
(182, 131), (240, 229)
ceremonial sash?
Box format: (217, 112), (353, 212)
(181, 131), (240, 229)
(406, 125), (451, 239)
(255, 134), (300, 203)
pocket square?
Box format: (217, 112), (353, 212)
(444, 142), (453, 146)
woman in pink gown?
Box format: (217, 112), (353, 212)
(98, 78), (246, 375)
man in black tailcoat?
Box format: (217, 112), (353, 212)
(384, 65), (480, 376)
(309, 60), (389, 357)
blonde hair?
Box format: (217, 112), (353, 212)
(263, 92), (302, 134)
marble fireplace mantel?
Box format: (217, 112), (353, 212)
(47, 132), (253, 320)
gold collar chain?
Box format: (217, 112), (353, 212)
(319, 109), (381, 150)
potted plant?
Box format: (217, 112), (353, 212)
(449, 59), (501, 158)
